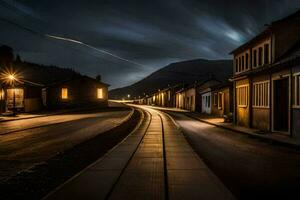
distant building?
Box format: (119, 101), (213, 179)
(43, 75), (109, 109)
(231, 10), (300, 137)
(210, 82), (233, 118)
(196, 79), (221, 114)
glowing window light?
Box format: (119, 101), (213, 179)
(97, 88), (103, 99)
(0, 89), (4, 100)
(61, 88), (68, 99)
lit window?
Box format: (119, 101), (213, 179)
(293, 74), (300, 107)
(218, 92), (223, 110)
(97, 88), (103, 99)
(61, 88), (68, 99)
(253, 81), (269, 108)
(0, 89), (4, 100)
(236, 85), (249, 107)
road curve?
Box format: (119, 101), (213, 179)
(43, 105), (234, 200)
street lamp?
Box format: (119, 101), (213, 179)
(8, 74), (17, 116)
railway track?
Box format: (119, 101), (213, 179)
(43, 105), (234, 200)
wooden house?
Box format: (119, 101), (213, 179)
(0, 80), (44, 113)
(44, 75), (109, 109)
(231, 10), (300, 137)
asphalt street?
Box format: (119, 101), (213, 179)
(0, 109), (131, 183)
(168, 111), (300, 199)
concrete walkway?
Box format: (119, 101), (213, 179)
(186, 112), (300, 149)
(42, 106), (234, 200)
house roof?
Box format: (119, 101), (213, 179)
(45, 75), (110, 88)
(230, 9), (300, 55)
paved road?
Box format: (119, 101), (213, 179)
(43, 105), (233, 200)
(167, 111), (300, 199)
(0, 108), (132, 183)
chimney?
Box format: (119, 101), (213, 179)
(96, 75), (101, 82)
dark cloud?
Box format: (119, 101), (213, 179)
(1, 0), (300, 88)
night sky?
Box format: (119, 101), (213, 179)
(0, 0), (300, 89)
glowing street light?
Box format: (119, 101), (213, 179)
(7, 73), (17, 116)
(8, 74), (16, 81)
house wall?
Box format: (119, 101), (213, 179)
(176, 91), (185, 109)
(185, 88), (196, 111)
(292, 65), (300, 138)
(252, 74), (270, 131)
(211, 87), (231, 117)
(201, 92), (212, 114)
(236, 78), (250, 127)
(46, 78), (108, 109)
(274, 20), (300, 62)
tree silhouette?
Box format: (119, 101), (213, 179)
(0, 45), (14, 68)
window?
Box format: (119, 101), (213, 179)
(258, 47), (263, 66)
(207, 95), (210, 108)
(218, 92), (223, 110)
(264, 44), (269, 64)
(7, 88), (24, 108)
(61, 88), (68, 99)
(242, 56), (245, 71)
(253, 50), (257, 67)
(294, 74), (300, 107)
(168, 91), (171, 101)
(0, 89), (4, 100)
(235, 58), (238, 72)
(238, 57), (241, 72)
(236, 85), (249, 107)
(245, 53), (249, 69)
(214, 93), (218, 105)
(253, 81), (269, 108)
(97, 88), (103, 99)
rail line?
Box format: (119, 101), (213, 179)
(43, 105), (234, 200)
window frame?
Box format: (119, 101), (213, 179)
(293, 73), (300, 108)
(252, 81), (270, 108)
(236, 84), (249, 108)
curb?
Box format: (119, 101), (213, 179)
(184, 113), (300, 150)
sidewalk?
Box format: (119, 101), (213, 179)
(186, 112), (300, 149)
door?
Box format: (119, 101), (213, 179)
(273, 78), (289, 132)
